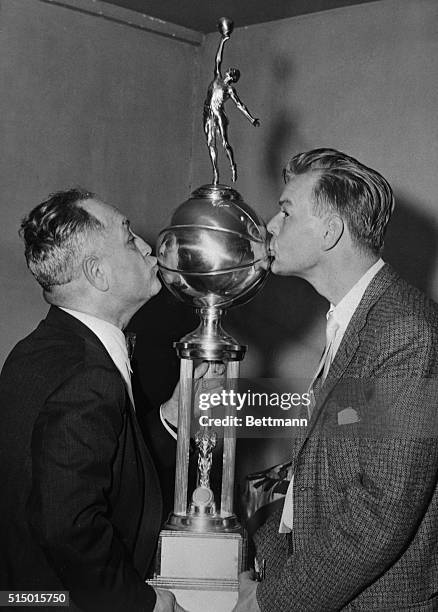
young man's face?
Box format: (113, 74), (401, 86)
(267, 172), (327, 278)
(82, 199), (161, 309)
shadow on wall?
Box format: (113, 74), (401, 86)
(262, 55), (307, 193)
(263, 110), (303, 193)
(129, 290), (197, 409)
(227, 274), (326, 377)
(384, 193), (437, 295)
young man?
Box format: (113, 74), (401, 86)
(234, 149), (438, 611)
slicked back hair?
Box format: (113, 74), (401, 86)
(20, 188), (103, 291)
(283, 148), (395, 253)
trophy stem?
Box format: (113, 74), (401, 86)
(175, 307), (246, 361)
(195, 307), (224, 342)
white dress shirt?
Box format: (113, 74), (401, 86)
(279, 258), (385, 533)
(328, 258), (385, 361)
(59, 307), (134, 407)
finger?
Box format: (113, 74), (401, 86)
(194, 361), (225, 381)
(239, 570), (254, 583)
(199, 377), (225, 392)
(210, 362), (226, 376)
(193, 361), (209, 379)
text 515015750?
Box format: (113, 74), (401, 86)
(0, 592), (69, 607)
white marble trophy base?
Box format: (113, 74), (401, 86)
(147, 529), (245, 612)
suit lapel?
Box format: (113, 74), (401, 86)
(291, 264), (400, 463)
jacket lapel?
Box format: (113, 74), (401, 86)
(290, 264), (400, 463)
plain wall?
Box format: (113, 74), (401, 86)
(191, 0), (438, 472)
(0, 0), (200, 365)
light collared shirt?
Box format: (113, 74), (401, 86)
(328, 258), (385, 360)
(279, 258), (385, 533)
(59, 307), (134, 406)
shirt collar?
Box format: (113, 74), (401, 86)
(328, 258), (385, 330)
(59, 308), (131, 385)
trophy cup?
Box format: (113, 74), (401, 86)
(148, 18), (270, 612)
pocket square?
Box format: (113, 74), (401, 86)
(337, 407), (360, 425)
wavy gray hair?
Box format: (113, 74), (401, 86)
(20, 188), (103, 291)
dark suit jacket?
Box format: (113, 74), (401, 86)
(255, 264), (438, 611)
(0, 306), (165, 611)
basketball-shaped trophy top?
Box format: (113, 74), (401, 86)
(156, 185), (271, 311)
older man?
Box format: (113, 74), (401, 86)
(0, 189), (185, 611)
(234, 149), (438, 611)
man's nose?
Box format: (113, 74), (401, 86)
(267, 213), (280, 235)
(135, 237), (158, 266)
(133, 234), (152, 257)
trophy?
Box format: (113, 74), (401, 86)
(148, 18), (270, 612)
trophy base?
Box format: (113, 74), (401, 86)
(147, 577), (238, 612)
(147, 529), (246, 612)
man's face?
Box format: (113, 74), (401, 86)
(82, 199), (161, 308)
(267, 172), (327, 278)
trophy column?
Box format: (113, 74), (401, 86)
(148, 308), (246, 612)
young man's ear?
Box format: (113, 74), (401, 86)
(82, 256), (109, 292)
(322, 214), (344, 251)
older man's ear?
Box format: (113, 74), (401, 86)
(82, 255), (109, 292)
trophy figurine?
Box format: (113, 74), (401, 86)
(204, 17), (260, 184)
(148, 18), (270, 612)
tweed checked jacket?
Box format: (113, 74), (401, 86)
(254, 264), (438, 611)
